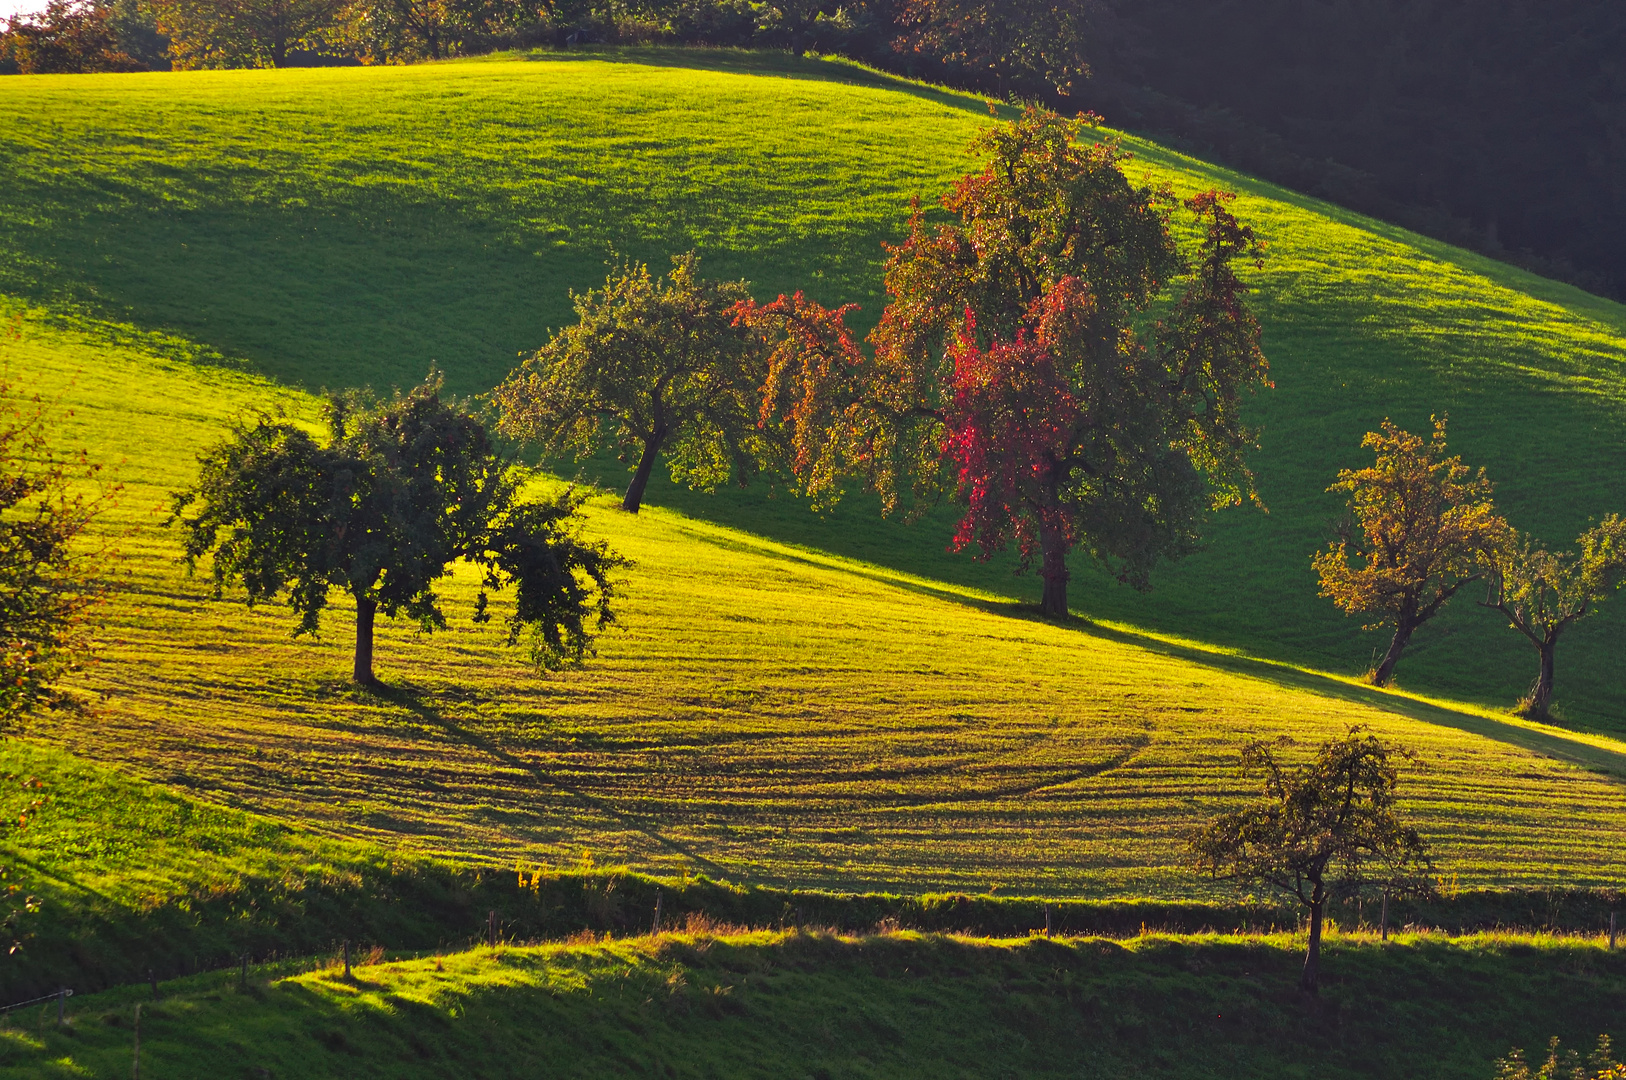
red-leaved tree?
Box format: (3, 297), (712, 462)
(739, 108), (1270, 617)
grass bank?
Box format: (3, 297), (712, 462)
(5, 930), (1626, 1079)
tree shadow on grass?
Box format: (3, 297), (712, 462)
(660, 508), (1626, 782)
(369, 683), (736, 882)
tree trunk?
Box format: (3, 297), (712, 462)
(1528, 639), (1557, 715)
(622, 437), (661, 514)
(1300, 893), (1324, 994)
(1371, 620), (1413, 686)
(1038, 520), (1070, 618)
(789, 27), (805, 56)
(353, 596), (378, 686)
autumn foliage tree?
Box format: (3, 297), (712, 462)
(739, 108), (1269, 617)
(1313, 417), (1507, 687)
(494, 254), (765, 515)
(0, 0), (142, 73)
(173, 375), (624, 685)
(1189, 726), (1434, 995)
(1481, 516), (1626, 718)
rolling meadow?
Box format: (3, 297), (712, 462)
(3, 47), (1626, 1077)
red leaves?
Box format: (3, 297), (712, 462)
(733, 293), (868, 503)
(943, 282), (1088, 565)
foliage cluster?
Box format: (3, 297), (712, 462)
(0, 374), (106, 729)
(725, 108), (1269, 617)
(173, 376), (624, 683)
(1314, 418), (1626, 716)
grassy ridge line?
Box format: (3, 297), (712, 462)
(14, 302), (1626, 902)
(6, 931), (1626, 1079)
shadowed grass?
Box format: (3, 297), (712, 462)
(4, 929), (1626, 1079)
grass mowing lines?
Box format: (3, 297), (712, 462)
(15, 313), (1626, 897)
(7, 930), (1626, 1079)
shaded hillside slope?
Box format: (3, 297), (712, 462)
(11, 300), (1626, 898)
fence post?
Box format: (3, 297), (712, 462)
(1044, 903), (1053, 938)
(652, 890), (663, 936)
(488, 910), (497, 949)
(342, 940), (352, 981)
(147, 969), (160, 1002)
(1611, 911), (1618, 950)
(1380, 891), (1389, 942)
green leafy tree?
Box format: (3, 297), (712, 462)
(172, 375), (624, 686)
(1189, 726), (1434, 994)
(739, 107), (1269, 617)
(154, 0), (343, 66)
(493, 254), (765, 515)
(758, 0), (837, 55)
(1480, 516), (1626, 718)
(1313, 417), (1507, 686)
(0, 374), (109, 729)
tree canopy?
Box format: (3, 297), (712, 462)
(740, 107), (1268, 617)
(1481, 516), (1626, 718)
(1189, 726), (1434, 994)
(1313, 417), (1506, 687)
(172, 375), (624, 684)
(493, 254), (766, 515)
(0, 377), (109, 729)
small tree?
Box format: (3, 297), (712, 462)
(738, 108), (1269, 617)
(172, 375), (624, 686)
(1481, 516), (1626, 718)
(492, 254), (765, 515)
(1189, 726), (1434, 994)
(0, 375), (110, 729)
(1313, 417), (1507, 686)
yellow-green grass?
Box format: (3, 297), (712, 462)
(7, 929), (1626, 1079)
(2, 50), (1625, 725)
(13, 299), (1626, 900)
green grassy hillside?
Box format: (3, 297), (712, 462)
(12, 297), (1626, 902)
(7, 930), (1626, 1079)
(3, 50), (1625, 725)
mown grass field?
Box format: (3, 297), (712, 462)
(13, 301), (1626, 903)
(3, 50), (1626, 724)
(5, 929), (1626, 1079)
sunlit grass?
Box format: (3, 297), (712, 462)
(11, 302), (1626, 903)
